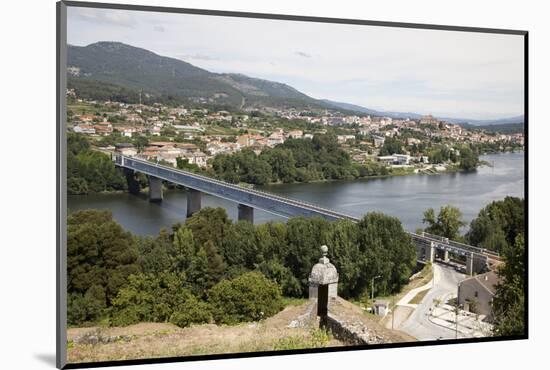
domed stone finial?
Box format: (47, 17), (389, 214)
(318, 245), (330, 264)
(309, 244), (339, 300)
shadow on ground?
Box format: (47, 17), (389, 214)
(34, 353), (56, 367)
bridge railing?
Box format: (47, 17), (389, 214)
(114, 153), (500, 260)
(413, 231), (500, 259)
(116, 154), (360, 221)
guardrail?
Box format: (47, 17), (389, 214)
(116, 154), (360, 222)
(114, 153), (500, 260)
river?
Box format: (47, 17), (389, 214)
(68, 152), (525, 236)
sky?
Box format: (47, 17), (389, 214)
(67, 6), (525, 120)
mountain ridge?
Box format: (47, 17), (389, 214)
(68, 41), (524, 124)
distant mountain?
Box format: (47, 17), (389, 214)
(67, 42), (524, 123)
(67, 41), (329, 110)
(322, 99), (523, 126)
(443, 115), (524, 126)
(321, 100), (423, 119)
(458, 122), (524, 134)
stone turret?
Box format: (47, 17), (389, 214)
(308, 245), (339, 300)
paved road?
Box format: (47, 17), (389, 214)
(398, 264), (466, 341)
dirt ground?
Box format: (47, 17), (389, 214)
(67, 296), (418, 364)
(67, 303), (341, 364)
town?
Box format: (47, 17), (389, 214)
(67, 88), (524, 182)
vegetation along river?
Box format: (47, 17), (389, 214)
(68, 152), (524, 236)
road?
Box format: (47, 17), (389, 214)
(398, 264), (466, 341)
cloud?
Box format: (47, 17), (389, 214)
(74, 8), (137, 28)
(67, 8), (524, 119)
(295, 51), (311, 58)
(177, 54), (220, 62)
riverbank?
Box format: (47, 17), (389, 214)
(69, 152), (525, 235)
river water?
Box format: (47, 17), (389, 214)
(68, 152), (524, 236)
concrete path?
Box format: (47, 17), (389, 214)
(397, 264), (441, 308)
(428, 304), (493, 337)
(397, 264), (466, 340)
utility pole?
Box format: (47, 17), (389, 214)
(455, 304), (459, 339)
(392, 298), (395, 330)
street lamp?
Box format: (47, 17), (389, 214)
(371, 275), (381, 301)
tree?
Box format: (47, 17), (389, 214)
(467, 197), (524, 253)
(423, 205), (466, 240)
(171, 226), (226, 295)
(221, 221), (261, 269)
(67, 134), (127, 194)
(137, 230), (174, 274)
(492, 234), (526, 336)
(110, 272), (197, 326)
(187, 246), (210, 296)
(458, 146), (479, 171)
(284, 217), (331, 296)
(203, 240), (226, 286)
(67, 285), (107, 326)
(260, 148), (297, 183)
(379, 137), (404, 156)
(171, 227), (196, 274)
(357, 213), (416, 296)
(184, 207), (232, 248)
(257, 259), (302, 297)
(208, 271), (284, 324)
(325, 220), (362, 298)
(169, 295), (211, 328)
(67, 210), (141, 308)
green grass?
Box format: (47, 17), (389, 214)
(281, 297), (308, 307)
(273, 328), (330, 350)
(358, 263), (433, 310)
(409, 289), (430, 305)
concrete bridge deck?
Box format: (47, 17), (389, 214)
(114, 154), (499, 275)
(115, 154), (360, 222)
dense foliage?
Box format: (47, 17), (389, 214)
(211, 135), (389, 185)
(422, 205), (466, 241)
(208, 272), (284, 324)
(110, 272), (209, 327)
(425, 144), (479, 171)
(467, 197), (525, 253)
(492, 234), (526, 336)
(67, 210), (141, 325)
(67, 133), (126, 194)
(67, 207), (417, 327)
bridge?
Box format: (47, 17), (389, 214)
(114, 154), (499, 275)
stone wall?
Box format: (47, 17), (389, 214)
(326, 312), (386, 345)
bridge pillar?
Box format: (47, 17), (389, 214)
(148, 176), (163, 202)
(443, 250), (450, 262)
(466, 252), (474, 276)
(123, 168), (140, 195)
(425, 242), (435, 263)
(472, 255), (489, 274)
(186, 189), (202, 218)
(238, 204), (254, 223)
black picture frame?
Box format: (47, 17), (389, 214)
(56, 1), (528, 368)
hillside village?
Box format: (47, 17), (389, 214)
(67, 89), (524, 176)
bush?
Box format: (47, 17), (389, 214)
(169, 296), (211, 328)
(208, 271), (284, 325)
(67, 285), (107, 326)
(67, 210), (141, 320)
(110, 272), (196, 326)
